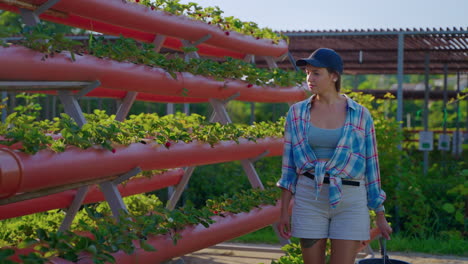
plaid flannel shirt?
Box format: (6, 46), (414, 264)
(277, 95), (386, 212)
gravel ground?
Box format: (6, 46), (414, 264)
(171, 243), (468, 264)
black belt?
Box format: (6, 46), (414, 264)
(303, 172), (360, 186)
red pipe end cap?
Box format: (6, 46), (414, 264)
(0, 149), (23, 199)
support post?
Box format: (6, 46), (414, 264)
(1, 92), (6, 123)
(423, 53), (430, 176)
(394, 33), (405, 234)
(454, 72), (461, 158)
(396, 33), (405, 131)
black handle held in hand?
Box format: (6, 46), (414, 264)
(379, 237), (391, 264)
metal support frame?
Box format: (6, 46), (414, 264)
(287, 52), (300, 72)
(211, 96), (289, 246)
(99, 167), (142, 218)
(166, 167), (196, 210)
(59, 186), (90, 232)
(244, 54), (255, 64)
(264, 56), (279, 69)
(181, 34), (211, 61)
(3, 79), (137, 230)
(34, 0), (61, 16)
(18, 0), (61, 27)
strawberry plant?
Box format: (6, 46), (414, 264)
(0, 188), (281, 263)
(5, 26), (305, 87)
(0, 96), (285, 154)
(126, 0), (288, 44)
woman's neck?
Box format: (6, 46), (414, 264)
(314, 91), (343, 105)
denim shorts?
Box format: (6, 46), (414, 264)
(291, 175), (370, 241)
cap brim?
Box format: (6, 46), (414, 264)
(295, 59), (328, 68)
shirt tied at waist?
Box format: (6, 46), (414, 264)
(306, 161), (345, 208)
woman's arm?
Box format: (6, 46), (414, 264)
(278, 189), (293, 239)
(364, 111), (392, 239)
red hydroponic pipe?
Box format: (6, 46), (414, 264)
(0, 137), (283, 198)
(0, 0), (288, 58)
(0, 3), (244, 59)
(47, 202), (283, 264)
(0, 46), (307, 103)
(0, 168), (184, 220)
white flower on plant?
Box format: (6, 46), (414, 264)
(168, 217), (174, 223)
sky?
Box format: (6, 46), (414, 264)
(180, 0), (468, 31)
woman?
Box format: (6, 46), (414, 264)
(277, 48), (392, 264)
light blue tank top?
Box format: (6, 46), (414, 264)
(308, 122), (343, 159)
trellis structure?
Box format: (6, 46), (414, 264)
(0, 0), (303, 262)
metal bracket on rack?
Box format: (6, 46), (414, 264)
(181, 34), (211, 61)
(248, 150), (269, 163)
(34, 0), (61, 16)
(115, 91), (138, 122)
(59, 167), (141, 231)
(191, 34), (212, 47)
(208, 98), (232, 124)
(263, 56), (279, 69)
(99, 167), (142, 219)
(287, 52), (300, 72)
(57, 80), (99, 127)
(59, 186), (90, 232)
(244, 54), (255, 64)
(0, 81), (97, 92)
(18, 0), (62, 26)
(222, 91), (241, 104)
(74, 80), (101, 100)
(166, 166), (196, 210)
(153, 34), (166, 53)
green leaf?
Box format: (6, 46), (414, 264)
(442, 203), (455, 213)
(139, 240), (157, 252)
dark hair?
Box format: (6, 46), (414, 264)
(327, 68), (341, 92)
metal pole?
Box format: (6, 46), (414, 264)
(250, 102), (255, 125)
(354, 75), (359, 91)
(442, 64), (448, 172)
(52, 95), (56, 118)
(443, 65), (448, 134)
(1, 92), (6, 123)
(396, 33), (405, 130)
(423, 53), (430, 175)
(167, 102), (175, 199)
(455, 72), (461, 158)
(394, 33), (405, 234)
(45, 95), (50, 120)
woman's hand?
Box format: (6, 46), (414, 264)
(279, 189), (293, 239)
(278, 212), (291, 239)
(376, 212), (392, 240)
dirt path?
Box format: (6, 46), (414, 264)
(172, 243), (468, 264)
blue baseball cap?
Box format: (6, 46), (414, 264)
(296, 48), (343, 74)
